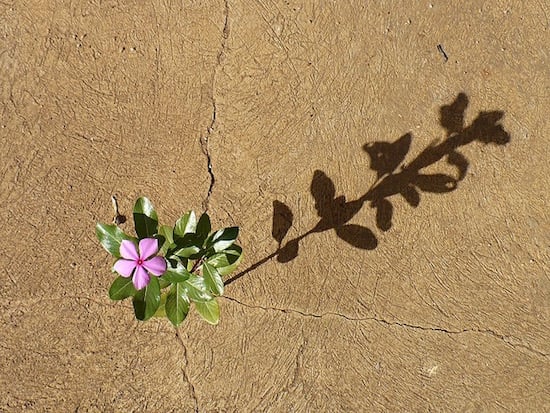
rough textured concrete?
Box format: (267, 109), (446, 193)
(1, 1), (548, 411)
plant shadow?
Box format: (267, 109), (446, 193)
(225, 93), (510, 286)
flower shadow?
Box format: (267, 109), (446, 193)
(225, 93), (511, 286)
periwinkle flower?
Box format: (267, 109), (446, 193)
(114, 239), (166, 290)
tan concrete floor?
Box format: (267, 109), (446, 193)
(1, 1), (548, 411)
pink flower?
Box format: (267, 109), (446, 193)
(113, 239), (166, 290)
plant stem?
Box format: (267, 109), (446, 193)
(190, 256), (205, 274)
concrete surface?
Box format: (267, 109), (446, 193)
(1, 1), (548, 411)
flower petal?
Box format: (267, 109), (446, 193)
(143, 256), (167, 276)
(113, 259), (136, 277)
(139, 238), (158, 260)
(133, 266), (150, 290)
(120, 240), (139, 260)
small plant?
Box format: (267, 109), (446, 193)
(96, 197), (242, 326)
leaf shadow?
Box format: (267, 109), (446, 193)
(365, 92), (510, 232)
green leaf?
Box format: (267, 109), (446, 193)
(202, 262), (224, 295)
(172, 228), (203, 258)
(96, 223), (134, 257)
(195, 213), (211, 245)
(195, 299), (220, 325)
(159, 277), (171, 289)
(173, 245), (201, 259)
(157, 225), (174, 256)
(154, 292), (168, 317)
(132, 276), (161, 321)
(161, 262), (191, 283)
(165, 283), (190, 327)
(207, 245), (243, 276)
(183, 275), (213, 303)
(133, 197), (159, 238)
(108, 276), (137, 300)
(208, 227), (239, 253)
(174, 211), (197, 238)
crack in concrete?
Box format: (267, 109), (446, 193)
(221, 296), (548, 358)
(175, 331), (200, 413)
(201, 0), (230, 212)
